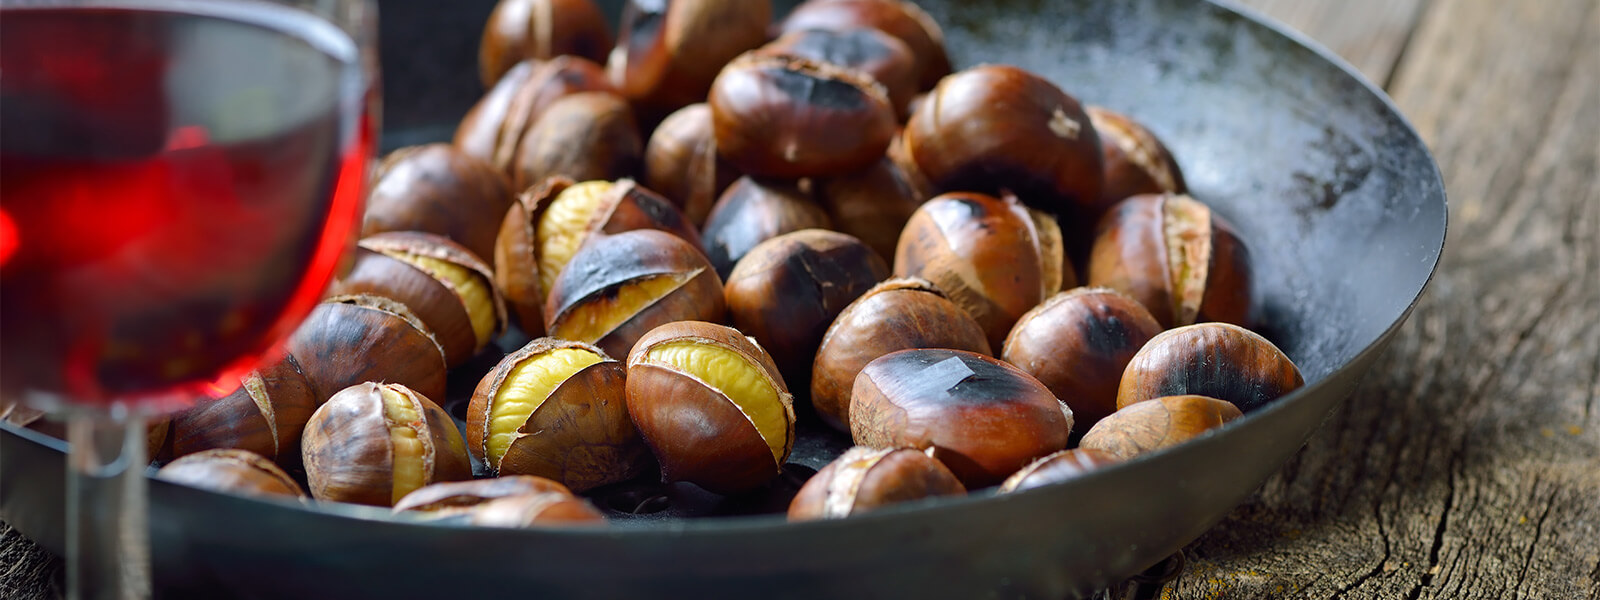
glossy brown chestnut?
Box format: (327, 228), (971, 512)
(479, 0), (612, 88)
(1117, 322), (1304, 412)
(1087, 106), (1186, 206)
(755, 27), (919, 118)
(709, 53), (896, 178)
(301, 382), (472, 507)
(1079, 394), (1242, 460)
(510, 91), (642, 192)
(361, 144), (514, 265)
(1001, 287), (1163, 431)
(544, 229), (726, 359)
(468, 491), (608, 528)
(168, 353), (317, 465)
(787, 446), (965, 521)
(851, 348), (1073, 488)
(778, 0), (952, 90)
(900, 65), (1105, 221)
(284, 294), (447, 407)
(700, 176), (833, 279)
(467, 338), (648, 491)
(725, 229), (889, 388)
(811, 277), (991, 432)
(894, 192), (1069, 350)
(1087, 193), (1254, 329)
(626, 321), (797, 495)
(813, 157), (926, 263)
(607, 0), (772, 118)
(996, 448), (1121, 494)
(643, 103), (740, 226)
(393, 475), (574, 516)
(157, 449), (308, 499)
(456, 56), (616, 172)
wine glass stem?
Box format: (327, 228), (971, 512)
(66, 412), (150, 600)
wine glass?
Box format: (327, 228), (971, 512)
(0, 0), (378, 597)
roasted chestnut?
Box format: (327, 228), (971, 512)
(811, 277), (990, 432)
(1079, 395), (1242, 460)
(725, 229), (889, 387)
(301, 382), (472, 507)
(851, 348), (1073, 488)
(157, 449), (307, 499)
(813, 157), (926, 263)
(510, 91), (642, 192)
(626, 321), (796, 495)
(1087, 193), (1254, 329)
(755, 27), (919, 119)
(469, 491), (608, 527)
(544, 229), (725, 359)
(1002, 287), (1163, 431)
(779, 0), (952, 90)
(900, 65), (1104, 222)
(643, 103), (740, 226)
(479, 0), (613, 88)
(456, 56), (616, 172)
(467, 338), (648, 491)
(709, 53), (897, 178)
(1117, 322), (1303, 412)
(894, 191), (1069, 350)
(1087, 106), (1185, 206)
(362, 144), (514, 265)
(996, 448), (1121, 494)
(285, 294), (448, 407)
(788, 446), (965, 521)
(700, 176), (833, 279)
(393, 475), (573, 516)
(167, 353), (317, 465)
(607, 0), (773, 118)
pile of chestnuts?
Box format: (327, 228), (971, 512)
(0, 0), (1316, 528)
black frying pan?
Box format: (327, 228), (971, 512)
(0, 0), (1446, 597)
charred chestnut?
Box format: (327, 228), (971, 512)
(755, 27), (919, 118)
(510, 91), (642, 192)
(1117, 322), (1303, 412)
(479, 0), (613, 88)
(607, 0), (773, 118)
(779, 0), (952, 90)
(456, 56), (616, 172)
(544, 229), (725, 359)
(813, 158), (926, 263)
(643, 103), (740, 226)
(1001, 287), (1163, 431)
(700, 176), (832, 279)
(362, 144), (514, 265)
(710, 53), (897, 178)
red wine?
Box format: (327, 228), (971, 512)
(0, 3), (369, 411)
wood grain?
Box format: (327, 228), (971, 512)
(1169, 0), (1600, 597)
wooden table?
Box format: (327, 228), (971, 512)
(3, 1), (1596, 598)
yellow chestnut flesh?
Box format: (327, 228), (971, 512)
(381, 385), (428, 505)
(488, 347), (604, 466)
(537, 180), (612, 295)
(379, 249), (498, 349)
(645, 341), (787, 465)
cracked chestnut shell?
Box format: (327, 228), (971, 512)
(1087, 106), (1186, 206)
(701, 176), (833, 280)
(710, 53), (896, 178)
(467, 338), (648, 491)
(778, 0), (952, 90)
(811, 277), (991, 432)
(456, 56), (617, 173)
(362, 144), (514, 265)
(393, 475), (573, 517)
(813, 157), (925, 263)
(479, 0), (612, 88)
(900, 65), (1104, 222)
(1002, 287), (1163, 431)
(607, 0), (773, 119)
(301, 382), (472, 507)
(510, 91), (642, 192)
(996, 448), (1121, 494)
(788, 446), (965, 521)
(644, 103), (740, 226)
(1079, 394), (1242, 460)
(168, 353), (317, 466)
(157, 449), (308, 499)
(755, 27), (919, 119)
(725, 229), (889, 389)
(1087, 193), (1254, 329)
(626, 321), (796, 495)
(1117, 322), (1304, 412)
(851, 348), (1073, 488)
(285, 295), (448, 407)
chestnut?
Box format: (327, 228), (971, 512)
(725, 229), (890, 388)
(467, 338), (648, 491)
(787, 446), (965, 521)
(643, 103), (741, 226)
(285, 294), (448, 407)
(331, 232), (506, 368)
(996, 448), (1121, 494)
(1117, 322), (1303, 412)
(456, 56), (616, 172)
(626, 321), (796, 495)
(900, 65), (1104, 222)
(469, 491), (608, 528)
(301, 382), (472, 507)
(709, 53), (897, 178)
(168, 353), (317, 465)
(393, 475), (573, 516)
(1001, 287), (1163, 431)
(894, 192), (1069, 350)
(544, 229), (726, 359)
(1087, 193), (1254, 329)
(811, 277), (990, 432)
(1079, 395), (1242, 460)
(755, 27), (919, 119)
(851, 348), (1073, 488)
(607, 0), (773, 118)
(362, 144), (514, 265)
(479, 0), (613, 88)
(701, 176), (833, 279)
(157, 449), (307, 499)
(813, 158), (926, 263)
(779, 0), (952, 90)
(1087, 106), (1186, 206)
(510, 91), (642, 192)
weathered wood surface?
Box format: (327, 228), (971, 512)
(1166, 0), (1600, 598)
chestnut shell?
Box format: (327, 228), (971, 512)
(1117, 322), (1304, 412)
